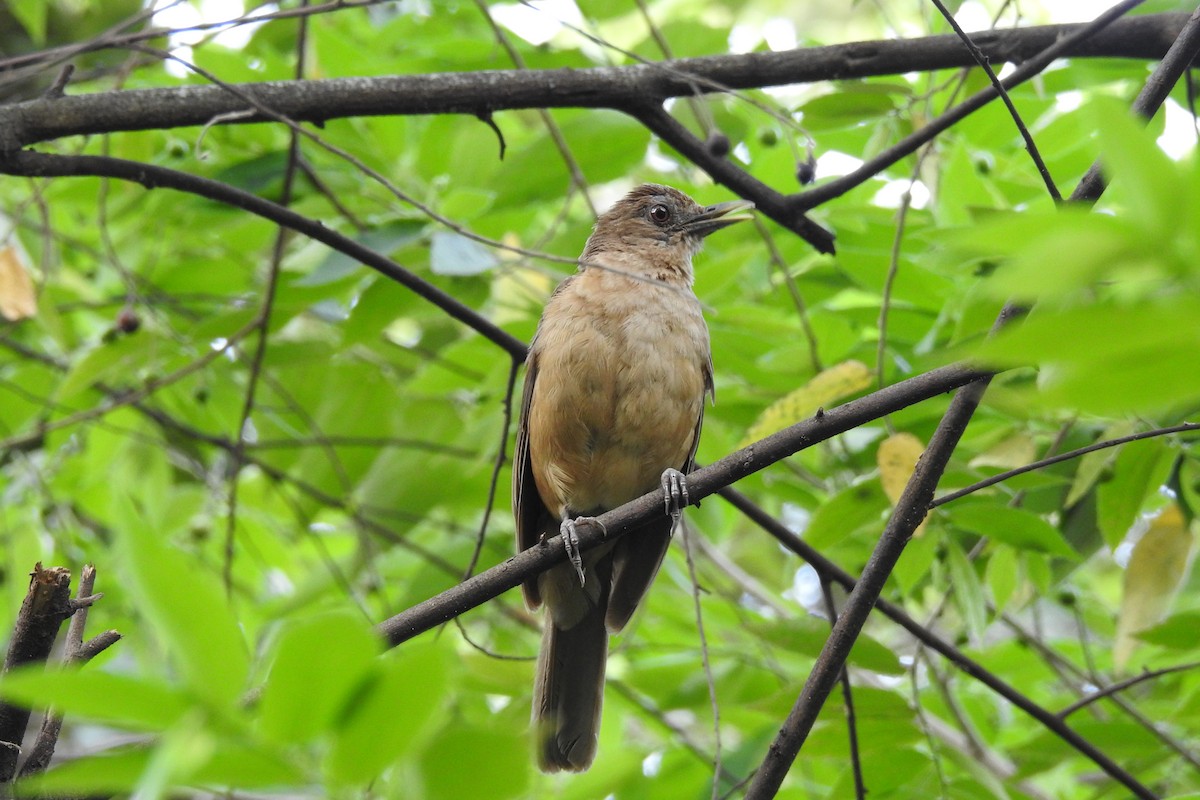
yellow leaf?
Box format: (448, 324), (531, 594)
(878, 432), (928, 535)
(0, 244), (37, 321)
(1114, 504), (1196, 671)
(740, 360), (871, 447)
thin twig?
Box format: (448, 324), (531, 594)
(1059, 662), (1200, 719)
(931, 422), (1200, 508)
(796, 0), (1145, 210)
(680, 522), (724, 800)
(224, 0), (311, 595)
(461, 358), (521, 580)
(928, 0), (1062, 200)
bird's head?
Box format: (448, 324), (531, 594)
(581, 184), (754, 283)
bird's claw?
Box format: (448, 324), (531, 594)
(561, 517), (586, 585)
(660, 468), (690, 521)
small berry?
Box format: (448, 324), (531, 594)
(706, 132), (731, 158)
(115, 307), (140, 334)
(796, 156), (816, 185)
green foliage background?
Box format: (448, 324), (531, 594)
(0, 1), (1198, 798)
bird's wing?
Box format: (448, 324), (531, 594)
(514, 347), (550, 609)
(606, 360), (711, 632)
(685, 356), (714, 472)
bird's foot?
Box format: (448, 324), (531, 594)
(560, 516), (603, 586)
(660, 468), (690, 522)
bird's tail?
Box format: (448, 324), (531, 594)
(533, 599), (608, 772)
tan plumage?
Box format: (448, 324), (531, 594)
(513, 184), (751, 772)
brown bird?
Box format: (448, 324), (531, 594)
(513, 184), (753, 772)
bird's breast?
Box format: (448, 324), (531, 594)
(528, 274), (709, 516)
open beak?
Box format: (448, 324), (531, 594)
(683, 199), (756, 238)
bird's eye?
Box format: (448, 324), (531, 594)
(648, 204), (670, 224)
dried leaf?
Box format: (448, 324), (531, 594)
(0, 244), (37, 321)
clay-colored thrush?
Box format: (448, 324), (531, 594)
(513, 184), (753, 771)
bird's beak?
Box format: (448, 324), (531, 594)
(683, 199), (756, 238)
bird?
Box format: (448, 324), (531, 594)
(512, 183), (753, 772)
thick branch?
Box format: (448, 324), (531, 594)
(17, 565), (120, 780)
(745, 373), (999, 799)
(1073, 5), (1200, 202)
(376, 362), (987, 646)
(0, 565), (74, 783)
(717, 487), (1154, 799)
(0, 14), (1190, 150)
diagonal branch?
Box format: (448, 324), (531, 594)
(716, 487), (1151, 798)
(744, 363), (1006, 799)
(375, 362), (987, 645)
(0, 149), (527, 359)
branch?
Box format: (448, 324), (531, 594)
(746, 367), (1001, 799)
(18, 565), (121, 779)
(1058, 662), (1200, 719)
(795, 0), (1146, 210)
(931, 421), (1200, 508)
(0, 149), (527, 360)
(1, 14), (1192, 150)
(718, 487), (1160, 799)
(0, 565), (74, 783)
(375, 362), (987, 646)
(1072, 5), (1200, 202)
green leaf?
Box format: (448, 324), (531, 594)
(969, 298), (1200, 414)
(192, 742), (306, 788)
(297, 221), (425, 286)
(749, 617), (904, 675)
(1092, 98), (1188, 236)
(1065, 420), (1136, 508)
(326, 638), (452, 784)
(1097, 438), (1171, 549)
(8, 0), (45, 42)
(419, 721), (532, 800)
(803, 481), (889, 550)
(985, 545), (1019, 613)
(945, 537), (988, 644)
(259, 610), (381, 744)
(1135, 610), (1200, 649)
(113, 494), (250, 708)
(211, 152), (291, 201)
(55, 334), (162, 402)
(13, 747), (150, 796)
(947, 503), (1077, 557)
(495, 112), (651, 206)
(0, 667), (190, 731)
